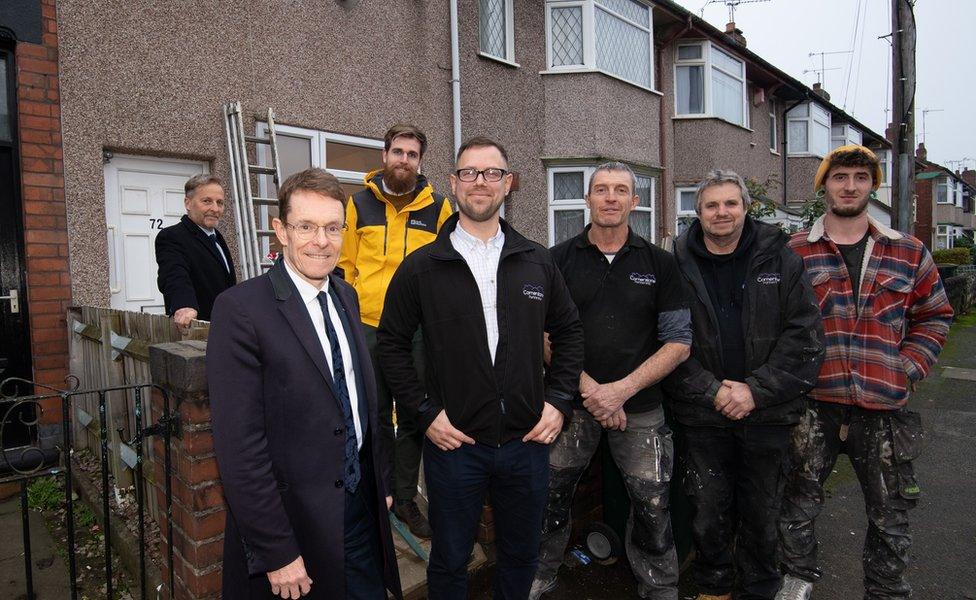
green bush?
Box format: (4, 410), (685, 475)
(27, 476), (62, 511)
(932, 247), (972, 265)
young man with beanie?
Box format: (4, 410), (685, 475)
(776, 145), (953, 600)
(667, 169), (824, 600)
(339, 124), (453, 538)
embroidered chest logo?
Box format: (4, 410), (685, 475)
(757, 273), (781, 285)
(629, 273), (656, 286)
(409, 218), (428, 228)
(522, 284), (545, 301)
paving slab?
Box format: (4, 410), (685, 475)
(0, 495), (70, 600)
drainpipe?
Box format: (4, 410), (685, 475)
(450, 0), (462, 157)
(658, 15), (694, 241)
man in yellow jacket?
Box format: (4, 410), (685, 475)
(339, 124), (453, 538)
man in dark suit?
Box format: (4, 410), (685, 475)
(155, 174), (236, 325)
(208, 168), (401, 599)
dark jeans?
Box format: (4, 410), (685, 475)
(537, 407), (678, 600)
(682, 423), (792, 600)
(363, 324), (425, 502)
(345, 444), (385, 599)
(424, 438), (550, 600)
(778, 401), (924, 599)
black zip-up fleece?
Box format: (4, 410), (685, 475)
(664, 217), (825, 427)
(377, 213), (584, 446)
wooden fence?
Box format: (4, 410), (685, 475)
(66, 307), (209, 520)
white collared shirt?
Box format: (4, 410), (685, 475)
(282, 260), (363, 449)
(196, 223), (230, 273)
(450, 222), (505, 363)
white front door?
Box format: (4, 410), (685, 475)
(104, 155), (207, 313)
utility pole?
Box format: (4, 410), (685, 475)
(891, 0), (916, 234)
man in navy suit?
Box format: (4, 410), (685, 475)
(207, 168), (401, 599)
(155, 174), (236, 325)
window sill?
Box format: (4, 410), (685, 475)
(539, 67), (663, 96)
(787, 152), (827, 159)
(770, 149), (781, 156)
(478, 52), (520, 69)
(671, 115), (753, 133)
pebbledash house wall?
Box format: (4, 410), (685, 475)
(58, 0), (669, 307)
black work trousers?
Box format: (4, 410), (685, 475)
(778, 401), (924, 600)
(683, 422), (792, 600)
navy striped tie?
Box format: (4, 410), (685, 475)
(317, 291), (360, 493)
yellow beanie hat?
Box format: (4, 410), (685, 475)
(813, 144), (884, 193)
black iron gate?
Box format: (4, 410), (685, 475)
(0, 376), (177, 600)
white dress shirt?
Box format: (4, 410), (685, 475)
(282, 260), (363, 449)
(450, 222), (505, 363)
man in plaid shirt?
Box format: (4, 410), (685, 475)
(775, 145), (953, 600)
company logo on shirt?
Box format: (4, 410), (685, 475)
(629, 273), (656, 286)
(522, 284), (545, 301)
(757, 273), (781, 285)
(409, 218), (428, 228)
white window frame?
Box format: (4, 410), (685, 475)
(479, 0), (518, 66)
(255, 123), (383, 255)
(936, 176), (953, 204)
(544, 0), (656, 92)
(830, 123), (862, 150)
(675, 186), (698, 236)
(547, 164), (657, 246)
(787, 102), (832, 157)
(936, 224), (952, 249)
(769, 106), (778, 153)
(956, 180), (964, 208)
(878, 149), (891, 187)
(673, 40), (750, 128)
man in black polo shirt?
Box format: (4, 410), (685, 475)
(531, 162), (692, 600)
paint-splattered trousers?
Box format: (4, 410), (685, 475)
(778, 401), (924, 599)
(536, 407), (678, 600)
(682, 423), (792, 599)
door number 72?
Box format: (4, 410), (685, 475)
(149, 218), (163, 230)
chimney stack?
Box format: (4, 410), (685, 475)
(811, 82), (831, 101)
(915, 142), (927, 162)
(724, 22), (747, 47)
(962, 169), (976, 189)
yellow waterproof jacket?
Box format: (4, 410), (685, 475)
(339, 169), (453, 326)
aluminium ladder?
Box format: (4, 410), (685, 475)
(223, 102), (283, 279)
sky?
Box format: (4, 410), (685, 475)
(670, 0), (975, 171)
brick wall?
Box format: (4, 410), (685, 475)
(915, 176), (934, 250)
(16, 0), (69, 408)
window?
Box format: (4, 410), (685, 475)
(674, 41), (748, 127)
(480, 0), (516, 64)
(547, 165), (657, 245)
(546, 0), (654, 90)
(675, 187), (698, 236)
(787, 102), (831, 157)
(956, 181), (964, 208)
(831, 123), (862, 150)
(0, 55), (10, 142)
(878, 149), (890, 186)
(255, 124), (384, 257)
(769, 106), (777, 152)
(936, 177), (953, 204)
(936, 225), (951, 250)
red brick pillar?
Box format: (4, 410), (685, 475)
(150, 341), (225, 600)
(16, 0), (69, 417)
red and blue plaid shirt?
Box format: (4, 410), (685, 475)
(789, 216), (952, 410)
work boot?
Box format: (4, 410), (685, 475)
(774, 575), (813, 600)
(394, 499), (433, 539)
(695, 594), (732, 600)
(528, 574), (557, 600)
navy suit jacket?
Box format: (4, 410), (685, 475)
(155, 214), (236, 320)
(207, 259), (401, 599)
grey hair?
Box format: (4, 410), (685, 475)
(694, 169), (751, 212)
(184, 174), (223, 198)
(587, 161), (636, 196)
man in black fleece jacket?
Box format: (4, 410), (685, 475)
(378, 137), (583, 599)
(667, 170), (824, 600)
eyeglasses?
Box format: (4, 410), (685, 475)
(284, 221), (347, 241)
(455, 168), (507, 183)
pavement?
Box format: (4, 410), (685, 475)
(0, 490), (69, 600)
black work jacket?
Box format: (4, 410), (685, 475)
(378, 214), (584, 446)
(665, 218), (825, 426)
